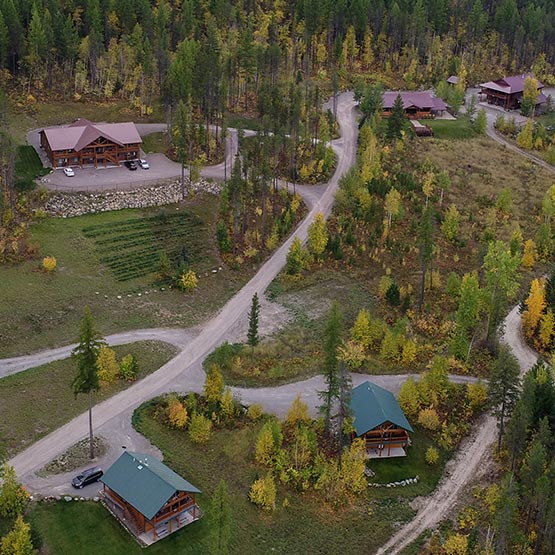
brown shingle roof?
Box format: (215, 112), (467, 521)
(42, 119), (142, 151)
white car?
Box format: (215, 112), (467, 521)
(63, 167), (75, 177)
(139, 159), (149, 169)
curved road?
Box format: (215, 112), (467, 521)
(8, 92), (359, 488)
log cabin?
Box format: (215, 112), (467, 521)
(350, 381), (414, 459)
(39, 119), (142, 168)
(479, 74), (546, 111)
(99, 451), (202, 547)
(382, 91), (447, 119)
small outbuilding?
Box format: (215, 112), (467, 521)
(350, 381), (414, 459)
(99, 451), (202, 547)
(446, 75), (459, 86)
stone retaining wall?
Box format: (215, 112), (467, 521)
(45, 179), (222, 218)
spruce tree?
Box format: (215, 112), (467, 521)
(247, 293), (260, 363)
(71, 307), (103, 460)
(318, 302), (343, 434)
(386, 93), (407, 141)
(208, 480), (232, 555)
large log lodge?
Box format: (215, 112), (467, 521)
(99, 451), (202, 547)
(39, 119), (142, 168)
(350, 381), (414, 459)
(382, 91), (447, 119)
(479, 74), (546, 111)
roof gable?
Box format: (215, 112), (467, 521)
(350, 381), (414, 437)
(100, 452), (200, 520)
(41, 121), (142, 152)
(480, 74), (544, 95)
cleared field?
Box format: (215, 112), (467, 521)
(82, 212), (207, 281)
(0, 197), (249, 357)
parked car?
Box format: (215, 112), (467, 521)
(71, 467), (103, 489)
(139, 159), (150, 169)
(63, 167), (75, 177)
(124, 160), (138, 171)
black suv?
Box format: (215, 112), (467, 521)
(124, 160), (137, 171)
(71, 467), (103, 489)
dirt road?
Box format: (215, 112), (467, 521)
(8, 92), (359, 486)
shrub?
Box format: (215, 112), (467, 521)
(425, 446), (439, 465)
(255, 422), (277, 466)
(338, 339), (366, 369)
(188, 412), (212, 443)
(41, 255), (57, 272)
(0, 465), (28, 517)
(286, 236), (307, 276)
(167, 395), (189, 429)
(247, 403), (263, 421)
(285, 395), (310, 427)
(443, 533), (469, 555)
(418, 408), (441, 431)
(204, 364), (224, 404)
(249, 473), (276, 511)
(398, 377), (421, 420)
(220, 388), (235, 420)
(119, 354), (138, 381)
(521, 239), (537, 269)
(466, 381), (488, 411)
(179, 269), (198, 292)
(96, 345), (119, 384)
(385, 282), (401, 306)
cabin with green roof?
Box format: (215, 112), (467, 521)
(99, 451), (202, 546)
(350, 381), (414, 459)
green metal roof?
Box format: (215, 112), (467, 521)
(100, 451), (201, 520)
(350, 381), (414, 437)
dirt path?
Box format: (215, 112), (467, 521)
(8, 92), (359, 489)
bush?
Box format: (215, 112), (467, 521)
(247, 403), (263, 421)
(188, 412), (212, 443)
(285, 395), (310, 427)
(249, 474), (276, 511)
(119, 354), (138, 381)
(443, 533), (469, 555)
(179, 269), (198, 292)
(41, 256), (57, 272)
(96, 345), (119, 384)
(167, 394), (189, 429)
(0, 464), (28, 517)
(425, 446), (439, 465)
(418, 408), (441, 431)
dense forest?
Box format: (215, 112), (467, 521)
(2, 0), (555, 115)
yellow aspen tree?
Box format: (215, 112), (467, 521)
(96, 345), (119, 384)
(539, 309), (555, 349)
(521, 239), (537, 269)
(350, 309), (372, 349)
(285, 395), (310, 427)
(307, 213), (328, 261)
(167, 396), (189, 429)
(341, 26), (358, 69)
(384, 187), (401, 228)
(361, 28), (374, 68)
(204, 364), (225, 404)
(522, 278), (547, 338)
(516, 119), (534, 149)
(220, 388), (235, 420)
(422, 171), (435, 205)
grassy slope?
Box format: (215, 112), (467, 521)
(0, 341), (177, 456)
(0, 197), (249, 357)
(29, 408), (428, 555)
(425, 118), (478, 140)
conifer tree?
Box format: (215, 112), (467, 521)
(386, 94), (407, 142)
(318, 302), (343, 434)
(247, 293), (260, 363)
(71, 307), (103, 460)
(0, 514), (34, 555)
(208, 480), (232, 555)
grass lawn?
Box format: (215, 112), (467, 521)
(0, 196), (250, 357)
(141, 131), (169, 154)
(0, 341), (177, 457)
(15, 145), (49, 190)
(425, 118), (478, 140)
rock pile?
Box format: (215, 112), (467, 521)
(368, 476), (420, 488)
(45, 179), (222, 218)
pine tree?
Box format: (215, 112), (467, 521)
(247, 293), (260, 363)
(386, 94), (407, 142)
(71, 307), (103, 460)
(318, 302), (343, 434)
(207, 480), (232, 555)
(488, 346), (521, 452)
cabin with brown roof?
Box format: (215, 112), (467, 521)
(99, 451), (202, 547)
(382, 91), (447, 119)
(479, 74), (546, 111)
(39, 119), (142, 168)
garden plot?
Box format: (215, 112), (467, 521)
(82, 212), (208, 281)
